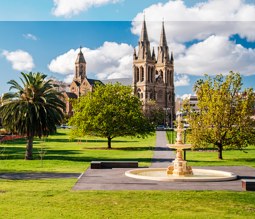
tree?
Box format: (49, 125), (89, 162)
(185, 72), (255, 159)
(144, 100), (165, 126)
(69, 83), (154, 149)
(0, 72), (65, 160)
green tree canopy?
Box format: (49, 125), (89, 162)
(144, 100), (164, 126)
(0, 72), (65, 160)
(185, 72), (255, 159)
(69, 83), (154, 149)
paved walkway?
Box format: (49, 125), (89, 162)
(150, 131), (175, 168)
(72, 131), (255, 191)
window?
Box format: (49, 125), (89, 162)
(141, 67), (144, 82)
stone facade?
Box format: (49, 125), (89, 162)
(65, 47), (102, 116)
(133, 20), (175, 126)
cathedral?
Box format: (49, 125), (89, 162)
(133, 20), (175, 126)
(64, 20), (175, 125)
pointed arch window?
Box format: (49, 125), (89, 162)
(136, 67), (140, 82)
(141, 67), (144, 82)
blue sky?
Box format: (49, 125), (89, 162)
(0, 0), (255, 97)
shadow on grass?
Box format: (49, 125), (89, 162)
(0, 146), (153, 163)
(83, 146), (154, 151)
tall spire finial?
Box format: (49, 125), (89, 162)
(79, 45), (82, 52)
(159, 20), (167, 47)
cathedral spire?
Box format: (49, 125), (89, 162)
(157, 21), (169, 64)
(159, 21), (167, 47)
(137, 17), (152, 60)
(140, 16), (149, 43)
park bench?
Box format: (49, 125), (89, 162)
(242, 179), (255, 191)
(91, 161), (138, 169)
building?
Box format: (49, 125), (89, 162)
(133, 20), (175, 126)
(175, 95), (199, 115)
(64, 47), (103, 116)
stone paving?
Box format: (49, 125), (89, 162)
(72, 131), (255, 191)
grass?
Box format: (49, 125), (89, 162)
(166, 130), (255, 168)
(0, 129), (155, 173)
(1, 179), (255, 219)
(1, 129), (255, 218)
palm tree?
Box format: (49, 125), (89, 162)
(0, 72), (65, 160)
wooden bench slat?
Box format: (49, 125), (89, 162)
(91, 161), (138, 169)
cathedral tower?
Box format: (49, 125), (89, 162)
(133, 20), (175, 126)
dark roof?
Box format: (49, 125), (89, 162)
(74, 81), (80, 86)
(75, 50), (86, 64)
(101, 78), (132, 86)
(65, 92), (78, 99)
(87, 78), (103, 86)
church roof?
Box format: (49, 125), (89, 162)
(101, 78), (132, 86)
(87, 78), (103, 86)
(75, 47), (86, 64)
(65, 92), (78, 99)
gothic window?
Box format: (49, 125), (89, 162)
(170, 70), (173, 86)
(148, 66), (150, 82)
(158, 90), (163, 99)
(151, 67), (154, 83)
(167, 70), (170, 85)
(160, 70), (163, 78)
(141, 93), (143, 99)
(136, 67), (139, 82)
(141, 67), (144, 82)
(137, 88), (141, 99)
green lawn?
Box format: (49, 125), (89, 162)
(1, 129), (255, 219)
(1, 178), (255, 219)
(0, 129), (155, 173)
(166, 130), (255, 168)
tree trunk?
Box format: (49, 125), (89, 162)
(107, 137), (112, 149)
(25, 135), (34, 160)
(217, 143), (223, 160)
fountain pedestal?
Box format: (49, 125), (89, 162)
(167, 147), (193, 176)
(167, 115), (193, 176)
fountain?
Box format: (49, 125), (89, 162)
(125, 115), (237, 182)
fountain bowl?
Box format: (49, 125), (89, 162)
(125, 168), (237, 182)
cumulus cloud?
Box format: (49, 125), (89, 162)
(23, 33), (38, 41)
(131, 0), (255, 77)
(52, 0), (120, 17)
(2, 50), (35, 72)
(174, 74), (190, 87)
(175, 35), (255, 76)
(132, 0), (255, 43)
(48, 42), (133, 83)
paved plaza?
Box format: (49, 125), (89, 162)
(72, 131), (255, 191)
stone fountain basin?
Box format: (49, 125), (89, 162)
(167, 144), (192, 150)
(125, 168), (238, 182)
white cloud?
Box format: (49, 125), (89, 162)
(132, 0), (255, 43)
(175, 35), (255, 76)
(130, 0), (255, 77)
(23, 33), (38, 41)
(52, 0), (120, 17)
(2, 50), (35, 72)
(174, 74), (190, 86)
(48, 42), (133, 82)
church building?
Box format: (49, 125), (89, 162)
(133, 20), (175, 126)
(64, 47), (102, 116)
